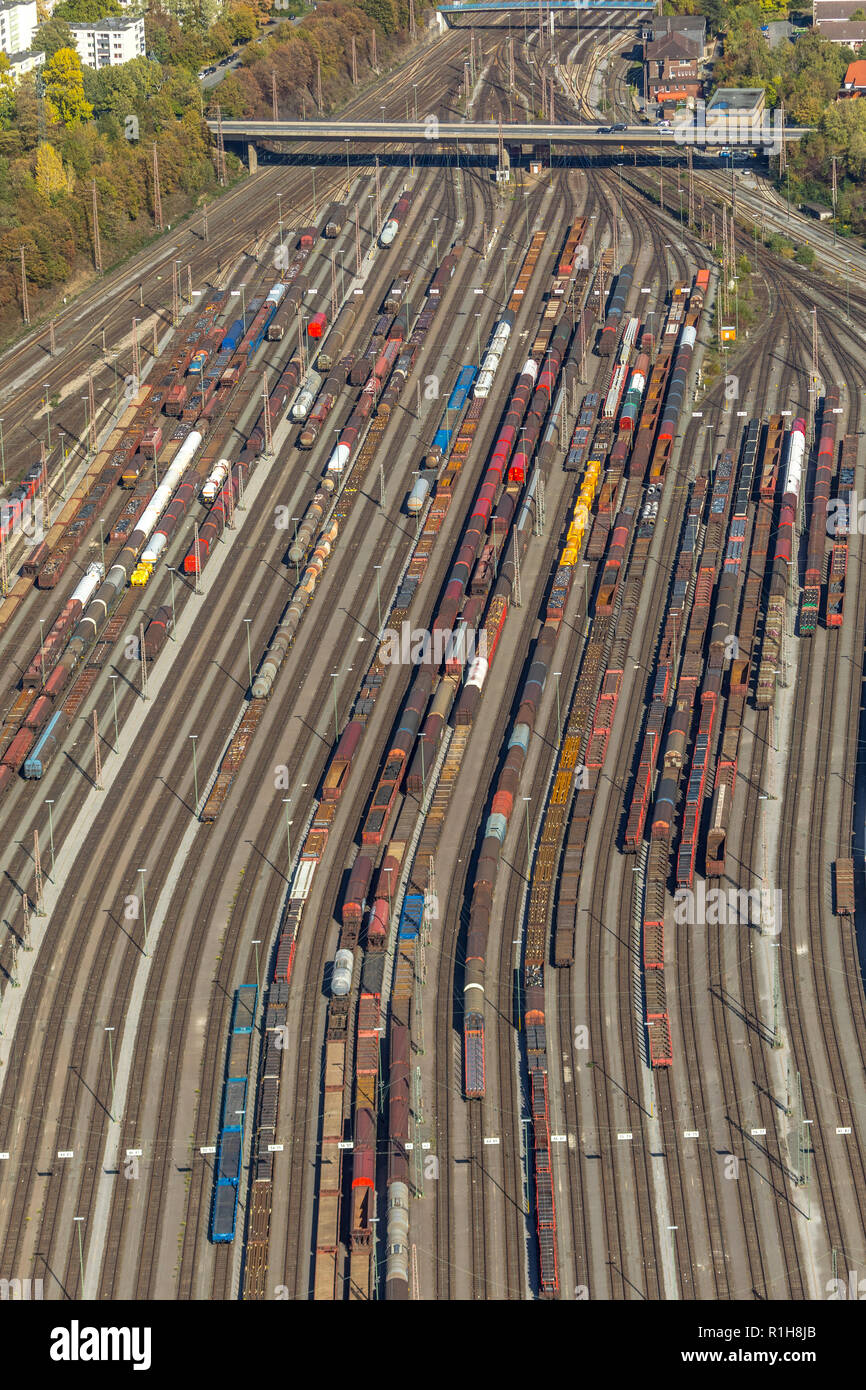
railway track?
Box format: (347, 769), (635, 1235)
(774, 296), (866, 1281)
(0, 164), (480, 1296)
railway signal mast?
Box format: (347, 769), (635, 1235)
(139, 622), (148, 701)
(262, 371), (273, 456)
(34, 829), (45, 915)
(152, 143), (163, 231)
(91, 179), (103, 273)
(19, 246), (30, 325)
(215, 105), (226, 186)
(93, 710), (103, 790)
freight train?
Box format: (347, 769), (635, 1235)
(379, 191), (411, 247)
(597, 264), (634, 356)
(210, 985), (257, 1243)
(801, 389), (840, 633)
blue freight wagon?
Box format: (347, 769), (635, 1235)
(221, 1076), (247, 1130)
(211, 1180), (240, 1243)
(447, 364), (478, 413)
(209, 983), (258, 1244)
(231, 983), (257, 1034)
(397, 893), (424, 941)
(221, 318), (245, 353)
(23, 711), (65, 779)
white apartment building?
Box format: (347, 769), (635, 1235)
(68, 14), (146, 68)
(0, 0), (38, 57)
(7, 45), (42, 74)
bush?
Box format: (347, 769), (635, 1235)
(794, 243), (816, 266)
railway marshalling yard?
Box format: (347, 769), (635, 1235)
(1, 7), (866, 1314)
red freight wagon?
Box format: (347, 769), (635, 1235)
(322, 720), (363, 802)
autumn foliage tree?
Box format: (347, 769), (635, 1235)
(44, 47), (94, 126)
(0, 0), (434, 340)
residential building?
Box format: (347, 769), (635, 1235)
(0, 0), (37, 57)
(640, 13), (708, 56)
(68, 14), (146, 68)
(644, 31), (704, 110)
(840, 56), (866, 91)
(6, 44), (42, 75)
(818, 19), (866, 45)
(813, 0), (866, 47)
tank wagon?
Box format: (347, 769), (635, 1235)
(70, 430), (202, 656)
(379, 191), (411, 247)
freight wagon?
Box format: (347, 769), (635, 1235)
(23, 710), (67, 778)
(210, 984), (257, 1244)
(322, 720), (362, 801)
(380, 192), (411, 247)
(447, 364), (477, 413)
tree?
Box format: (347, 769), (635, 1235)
(206, 20), (233, 58)
(0, 54), (14, 130)
(43, 47), (94, 126)
(794, 243), (815, 266)
(35, 141), (68, 195)
(358, 0), (399, 35)
(53, 0), (123, 20)
(226, 3), (257, 42)
(32, 16), (76, 59)
(89, 56), (162, 123)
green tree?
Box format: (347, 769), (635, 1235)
(794, 243), (815, 266)
(53, 0), (123, 20)
(358, 0), (399, 36)
(89, 56), (163, 123)
(32, 16), (76, 59)
(43, 47), (94, 126)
